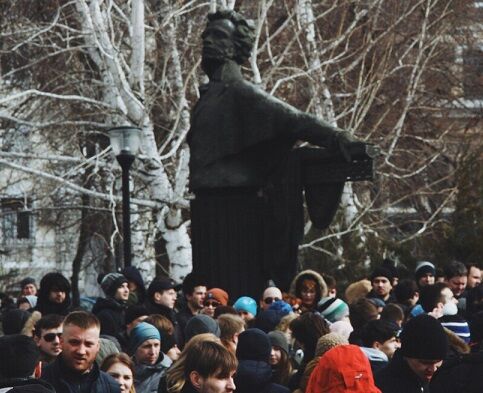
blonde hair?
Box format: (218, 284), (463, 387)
(166, 333), (237, 393)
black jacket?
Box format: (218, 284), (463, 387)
(0, 378), (56, 393)
(41, 356), (120, 393)
(92, 296), (127, 338)
(375, 350), (429, 393)
(235, 359), (289, 393)
(430, 350), (483, 393)
(144, 300), (183, 347)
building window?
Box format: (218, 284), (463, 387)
(463, 47), (483, 99)
(1, 198), (32, 240)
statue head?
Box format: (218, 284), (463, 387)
(201, 9), (255, 75)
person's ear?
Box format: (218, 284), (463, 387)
(189, 371), (203, 390)
(373, 341), (382, 350)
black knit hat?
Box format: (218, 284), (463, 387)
(0, 335), (40, 378)
(98, 273), (128, 297)
(20, 277), (36, 289)
(371, 266), (394, 283)
(415, 261), (436, 280)
(236, 328), (271, 362)
(1, 309), (31, 335)
(125, 305), (149, 325)
(400, 314), (448, 359)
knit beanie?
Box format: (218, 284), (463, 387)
(206, 288), (229, 306)
(371, 266), (394, 283)
(400, 314), (448, 359)
(184, 315), (221, 342)
(98, 273), (128, 297)
(129, 322), (160, 354)
(415, 261), (436, 279)
(236, 328), (271, 362)
(268, 330), (289, 354)
(233, 296), (257, 316)
(20, 277), (36, 289)
(317, 297), (349, 323)
(0, 335), (40, 378)
(96, 337), (120, 366)
(254, 309), (281, 333)
(2, 309), (31, 335)
(125, 305), (149, 325)
(329, 320), (353, 340)
(268, 300), (293, 317)
(315, 332), (348, 357)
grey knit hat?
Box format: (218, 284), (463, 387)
(268, 330), (289, 354)
(184, 315), (221, 342)
(99, 273), (128, 297)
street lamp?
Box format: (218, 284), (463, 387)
(108, 126), (142, 268)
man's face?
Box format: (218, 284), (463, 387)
(447, 275), (467, 297)
(467, 266), (481, 289)
(61, 324), (100, 373)
(49, 289), (66, 304)
(155, 289), (177, 309)
(135, 339), (160, 365)
(202, 19), (237, 63)
(115, 282), (130, 302)
(237, 310), (255, 322)
(372, 277), (392, 298)
(194, 371), (236, 393)
(260, 287), (282, 311)
(418, 273), (435, 287)
(377, 336), (400, 359)
(441, 287), (457, 306)
(405, 357), (443, 382)
(188, 286), (207, 311)
(22, 284), (37, 296)
(35, 326), (63, 358)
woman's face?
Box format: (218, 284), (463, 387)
(107, 362), (133, 393)
(269, 346), (282, 366)
(300, 279), (317, 306)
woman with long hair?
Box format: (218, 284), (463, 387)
(268, 331), (293, 386)
(101, 353), (136, 393)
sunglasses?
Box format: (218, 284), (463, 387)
(204, 301), (220, 307)
(263, 297), (281, 305)
(43, 332), (62, 342)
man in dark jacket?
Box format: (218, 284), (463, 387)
(375, 314), (448, 393)
(145, 276), (183, 346)
(235, 328), (289, 393)
(0, 334), (56, 393)
(35, 272), (72, 316)
(41, 311), (120, 393)
(92, 273), (129, 339)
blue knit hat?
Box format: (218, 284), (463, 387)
(268, 300), (293, 316)
(130, 322), (160, 354)
(233, 296), (257, 316)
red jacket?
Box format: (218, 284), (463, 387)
(306, 344), (381, 393)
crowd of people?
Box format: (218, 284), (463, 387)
(0, 260), (481, 393)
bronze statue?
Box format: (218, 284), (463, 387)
(188, 10), (375, 299)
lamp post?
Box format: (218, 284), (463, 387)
(108, 126), (142, 268)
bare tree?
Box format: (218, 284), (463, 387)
(0, 0), (480, 290)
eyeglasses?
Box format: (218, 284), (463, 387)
(204, 301), (220, 308)
(263, 297), (281, 305)
(43, 332), (62, 342)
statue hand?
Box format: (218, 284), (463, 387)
(335, 130), (358, 162)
